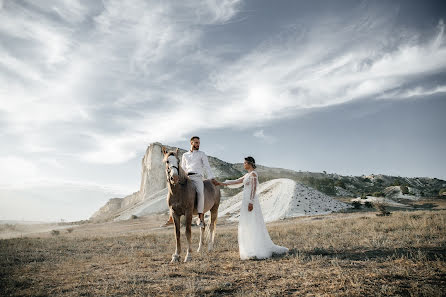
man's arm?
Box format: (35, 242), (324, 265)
(201, 152), (215, 180)
(181, 153), (186, 171)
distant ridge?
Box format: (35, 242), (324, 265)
(90, 143), (446, 222)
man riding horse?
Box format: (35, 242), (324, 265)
(162, 137), (221, 262)
(164, 136), (218, 227)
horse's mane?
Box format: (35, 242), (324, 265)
(178, 165), (187, 185)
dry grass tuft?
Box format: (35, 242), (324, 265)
(374, 202), (392, 216)
(50, 230), (60, 236)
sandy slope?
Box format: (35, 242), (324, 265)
(114, 188), (169, 221)
(350, 196), (409, 207)
(0, 223), (78, 239)
(384, 186), (420, 200)
(219, 178), (351, 222)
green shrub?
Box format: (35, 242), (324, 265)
(372, 192), (385, 197)
(301, 177), (336, 196)
(360, 177), (369, 183)
(360, 193), (367, 199)
(392, 180), (401, 186)
(352, 201), (362, 209)
(51, 230), (60, 236)
(374, 202), (391, 216)
(400, 186), (409, 195)
(334, 180), (346, 189)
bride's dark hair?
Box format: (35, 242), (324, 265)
(244, 156), (256, 169)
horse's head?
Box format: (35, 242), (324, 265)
(162, 146), (180, 185)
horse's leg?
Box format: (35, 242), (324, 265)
(184, 212), (192, 262)
(208, 207), (218, 251)
(171, 214), (181, 263)
(197, 214), (205, 253)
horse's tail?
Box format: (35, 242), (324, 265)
(204, 215), (211, 243)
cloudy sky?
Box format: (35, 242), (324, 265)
(1, 0), (445, 221)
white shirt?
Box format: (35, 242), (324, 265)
(181, 150), (215, 179)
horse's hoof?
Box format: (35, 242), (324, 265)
(184, 254), (192, 262)
(197, 245), (202, 253)
(171, 254), (180, 263)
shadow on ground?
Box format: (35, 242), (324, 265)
(288, 246), (446, 262)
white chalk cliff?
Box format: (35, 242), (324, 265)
(90, 143), (169, 221)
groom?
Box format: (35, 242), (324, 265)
(181, 136), (218, 228)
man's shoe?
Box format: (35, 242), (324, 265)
(161, 219), (174, 227)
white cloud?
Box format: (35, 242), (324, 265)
(212, 18), (446, 109)
(0, 2), (91, 134)
(378, 85), (446, 99)
(203, 0), (242, 23)
(1, 1), (445, 167)
(73, 16), (446, 164)
(0, 156), (40, 186)
(0, 2), (74, 65)
(253, 129), (276, 144)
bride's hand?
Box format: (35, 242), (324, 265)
(248, 203), (253, 212)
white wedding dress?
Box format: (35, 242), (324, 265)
(225, 171), (289, 260)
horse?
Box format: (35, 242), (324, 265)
(162, 147), (221, 263)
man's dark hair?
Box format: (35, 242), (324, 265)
(190, 136), (200, 141)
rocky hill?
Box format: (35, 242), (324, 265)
(90, 142), (446, 222)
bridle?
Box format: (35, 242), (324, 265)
(165, 153), (179, 185)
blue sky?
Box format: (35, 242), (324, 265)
(1, 0), (445, 221)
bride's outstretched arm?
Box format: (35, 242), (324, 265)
(220, 175), (245, 186)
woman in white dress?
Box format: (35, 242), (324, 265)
(218, 156), (289, 260)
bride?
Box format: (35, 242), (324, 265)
(217, 156), (288, 260)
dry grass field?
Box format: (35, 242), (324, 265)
(1, 209), (445, 296)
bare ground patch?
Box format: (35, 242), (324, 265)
(1, 210), (445, 296)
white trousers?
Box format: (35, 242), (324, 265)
(189, 175), (204, 214)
